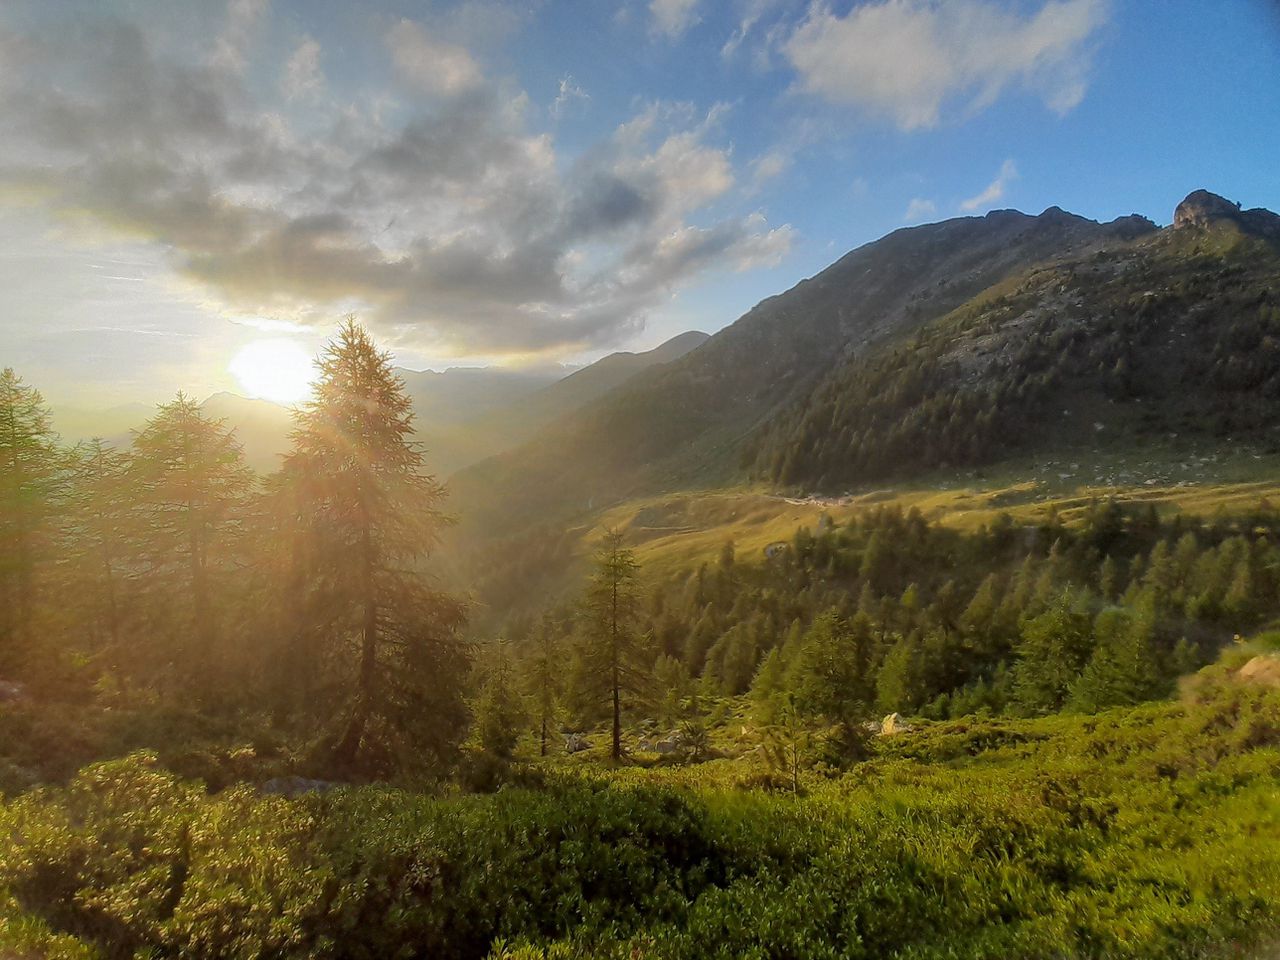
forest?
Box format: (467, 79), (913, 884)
(4, 320), (1280, 959)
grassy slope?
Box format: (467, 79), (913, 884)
(462, 440), (1280, 618)
(5, 670), (1280, 959)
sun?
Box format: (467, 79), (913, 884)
(228, 338), (316, 405)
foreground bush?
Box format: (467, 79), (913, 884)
(4, 689), (1280, 958)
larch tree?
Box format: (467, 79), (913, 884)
(582, 528), (646, 761)
(0, 368), (63, 667)
(63, 439), (132, 681)
(129, 394), (253, 693)
(287, 318), (469, 776)
(522, 615), (562, 757)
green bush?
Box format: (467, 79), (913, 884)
(4, 688), (1280, 959)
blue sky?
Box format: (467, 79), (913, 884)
(1, 0), (1278, 407)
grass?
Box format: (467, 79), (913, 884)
(565, 438), (1280, 584)
(6, 677), (1280, 959)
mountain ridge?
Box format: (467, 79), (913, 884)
(450, 200), (1166, 537)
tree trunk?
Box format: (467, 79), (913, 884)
(336, 522), (377, 769)
(611, 573), (621, 761)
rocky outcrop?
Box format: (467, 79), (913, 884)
(1235, 655), (1280, 689)
(1173, 190), (1280, 239)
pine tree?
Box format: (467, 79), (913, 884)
(473, 641), (527, 760)
(1011, 590), (1095, 713)
(62, 439), (132, 683)
(287, 319), (469, 775)
(129, 393), (252, 693)
(523, 616), (561, 756)
(582, 529), (646, 760)
(0, 369), (62, 666)
(793, 611), (874, 760)
(1068, 601), (1163, 712)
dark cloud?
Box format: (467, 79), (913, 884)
(0, 4), (793, 357)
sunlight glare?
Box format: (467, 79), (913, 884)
(228, 338), (315, 405)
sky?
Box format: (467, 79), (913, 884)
(1, 0), (1278, 409)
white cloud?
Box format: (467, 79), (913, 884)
(282, 36), (323, 100)
(959, 158), (1018, 211)
(0, 19), (791, 359)
(387, 19), (483, 96)
(211, 0), (269, 75)
(721, 0), (782, 59)
(747, 148), (792, 193)
(904, 197), (937, 221)
(784, 0), (1108, 130)
(550, 75), (589, 120)
(651, 0), (701, 39)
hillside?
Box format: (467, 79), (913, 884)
(422, 331), (711, 475)
(451, 204), (1158, 537)
(750, 192), (1280, 489)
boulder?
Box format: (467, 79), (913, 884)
(564, 733), (592, 754)
(1235, 655), (1280, 689)
(880, 712), (913, 735)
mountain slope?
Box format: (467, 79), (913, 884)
(428, 331), (711, 474)
(749, 192), (1280, 489)
(452, 205), (1157, 536)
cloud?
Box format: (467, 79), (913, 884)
(721, 0), (784, 60)
(550, 75), (589, 120)
(784, 0), (1108, 129)
(282, 36), (323, 99)
(651, 0), (701, 38)
(386, 18), (483, 96)
(959, 158), (1018, 211)
(0, 15), (792, 358)
(904, 197), (937, 221)
(212, 0), (269, 75)
(747, 148), (792, 193)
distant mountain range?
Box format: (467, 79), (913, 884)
(449, 189), (1280, 540)
(50, 331), (711, 475)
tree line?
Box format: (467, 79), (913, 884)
(482, 496), (1277, 769)
(1, 320), (468, 777)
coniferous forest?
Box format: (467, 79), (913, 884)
(7, 309), (1280, 958)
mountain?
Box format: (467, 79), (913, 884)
(395, 366), (565, 432)
(748, 191), (1280, 489)
(424, 331), (711, 475)
(51, 402), (153, 445)
(451, 203), (1160, 536)
(45, 332), (710, 476)
(200, 392), (295, 472)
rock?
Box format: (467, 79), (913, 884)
(564, 733), (592, 754)
(259, 776), (336, 798)
(1235, 656), (1280, 689)
(1173, 189), (1280, 239)
(880, 712), (912, 735)
(654, 736), (682, 755)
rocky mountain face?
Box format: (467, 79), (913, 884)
(1173, 189), (1280, 239)
(451, 203), (1163, 535)
(748, 190), (1280, 489)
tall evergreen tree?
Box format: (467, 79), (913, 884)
(287, 318), (469, 775)
(582, 529), (645, 760)
(0, 369), (62, 666)
(62, 439), (132, 682)
(129, 393), (252, 693)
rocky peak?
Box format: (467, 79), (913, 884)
(1173, 189), (1280, 239)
